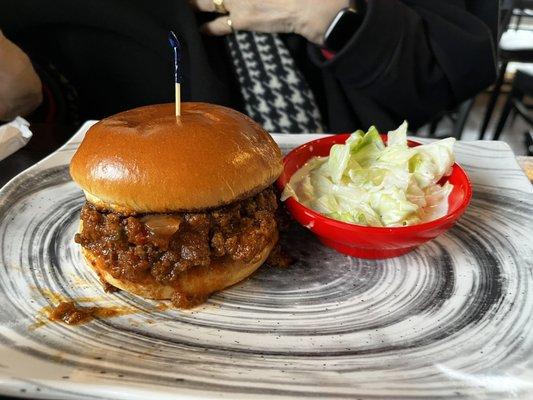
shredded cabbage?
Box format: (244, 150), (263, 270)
(281, 122), (456, 227)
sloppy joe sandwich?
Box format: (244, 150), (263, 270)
(70, 102), (283, 308)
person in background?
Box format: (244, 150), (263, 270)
(190, 0), (497, 133)
(0, 0), (497, 133)
(0, 30), (42, 121)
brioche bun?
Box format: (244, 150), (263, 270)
(70, 102), (282, 214)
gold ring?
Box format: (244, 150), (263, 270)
(213, 0), (228, 14)
(227, 17), (235, 33)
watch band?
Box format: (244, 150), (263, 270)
(324, 0), (367, 52)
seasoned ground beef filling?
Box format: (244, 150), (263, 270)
(75, 187), (278, 286)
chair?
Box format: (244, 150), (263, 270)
(478, 0), (533, 139)
(492, 69), (533, 144)
(526, 130), (533, 155)
(427, 99), (476, 139)
(427, 2), (498, 140)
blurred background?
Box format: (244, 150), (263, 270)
(418, 0), (533, 156)
(0, 0), (532, 165)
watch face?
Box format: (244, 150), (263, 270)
(324, 9), (364, 52)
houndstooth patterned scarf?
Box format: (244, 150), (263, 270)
(226, 32), (324, 133)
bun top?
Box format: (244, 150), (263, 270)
(70, 103), (283, 213)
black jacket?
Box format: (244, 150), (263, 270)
(0, 0), (497, 132)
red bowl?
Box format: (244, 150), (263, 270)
(276, 134), (472, 259)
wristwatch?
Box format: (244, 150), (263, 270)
(324, 0), (367, 52)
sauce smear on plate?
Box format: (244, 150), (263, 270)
(46, 301), (135, 325)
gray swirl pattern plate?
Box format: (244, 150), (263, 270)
(1, 122), (533, 399)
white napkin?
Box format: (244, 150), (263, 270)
(0, 117), (32, 161)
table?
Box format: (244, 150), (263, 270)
(517, 156), (533, 182)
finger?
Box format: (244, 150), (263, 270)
(201, 16), (235, 36)
(189, 0), (232, 13)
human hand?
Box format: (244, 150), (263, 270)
(0, 31), (42, 121)
(189, 0), (347, 45)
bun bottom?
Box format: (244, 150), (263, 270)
(80, 231), (277, 308)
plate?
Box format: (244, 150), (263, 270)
(1, 123), (533, 399)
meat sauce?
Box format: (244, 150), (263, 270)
(47, 301), (133, 325)
(75, 186), (279, 288)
